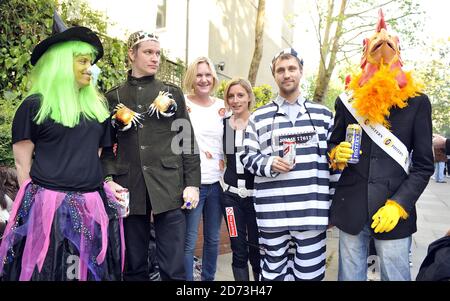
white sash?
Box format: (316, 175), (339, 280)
(340, 92), (410, 175)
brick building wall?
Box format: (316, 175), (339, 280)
(194, 218), (231, 256)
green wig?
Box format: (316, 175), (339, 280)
(28, 40), (109, 127)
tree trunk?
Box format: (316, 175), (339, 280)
(310, 0), (421, 104)
(313, 0), (347, 103)
(248, 0), (266, 86)
(314, 0), (334, 103)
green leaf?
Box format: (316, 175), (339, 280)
(4, 57), (13, 69)
(17, 53), (30, 68)
(3, 90), (17, 101)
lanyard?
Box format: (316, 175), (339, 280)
(270, 101), (318, 153)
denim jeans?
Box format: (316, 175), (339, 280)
(338, 224), (411, 281)
(221, 191), (261, 273)
(434, 162), (445, 182)
(184, 182), (223, 281)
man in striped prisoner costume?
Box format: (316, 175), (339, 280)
(241, 48), (339, 280)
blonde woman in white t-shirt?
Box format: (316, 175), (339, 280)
(182, 57), (225, 281)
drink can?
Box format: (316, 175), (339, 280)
(118, 189), (130, 218)
(345, 124), (362, 164)
(283, 139), (296, 166)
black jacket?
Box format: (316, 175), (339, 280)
(446, 139), (450, 156)
(328, 94), (434, 239)
(416, 235), (450, 281)
(101, 73), (201, 215)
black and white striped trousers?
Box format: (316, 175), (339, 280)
(258, 230), (327, 281)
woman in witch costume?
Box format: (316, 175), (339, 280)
(0, 25), (125, 281)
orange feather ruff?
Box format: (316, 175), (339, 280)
(348, 64), (423, 128)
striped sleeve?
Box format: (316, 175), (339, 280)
(327, 113), (341, 203)
(241, 114), (278, 178)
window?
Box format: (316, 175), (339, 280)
(156, 0), (167, 29)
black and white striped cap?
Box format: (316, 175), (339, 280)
(270, 48), (303, 73)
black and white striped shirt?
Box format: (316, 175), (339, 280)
(241, 96), (339, 232)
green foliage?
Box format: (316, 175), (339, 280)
(158, 55), (186, 87)
(0, 98), (16, 166)
(1, 0), (54, 101)
(215, 80), (228, 100)
(59, 1), (182, 90)
(302, 75), (343, 111)
(301, 76), (316, 106)
(59, 1), (128, 92)
(216, 80), (274, 112)
(252, 84), (274, 110)
(0, 0), (56, 166)
(413, 39), (450, 136)
(312, 0), (425, 104)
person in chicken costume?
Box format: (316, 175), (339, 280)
(328, 9), (434, 281)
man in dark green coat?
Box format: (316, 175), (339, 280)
(101, 31), (200, 281)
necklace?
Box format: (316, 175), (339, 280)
(230, 114), (249, 130)
(189, 95), (214, 107)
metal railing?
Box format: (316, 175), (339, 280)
(157, 58), (186, 87)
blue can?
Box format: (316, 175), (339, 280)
(345, 124), (362, 164)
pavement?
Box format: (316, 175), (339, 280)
(215, 178), (450, 281)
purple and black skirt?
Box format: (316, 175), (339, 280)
(0, 179), (125, 281)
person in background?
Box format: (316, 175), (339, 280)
(433, 134), (450, 155)
(221, 78), (261, 281)
(182, 56), (225, 281)
(433, 134), (450, 237)
(432, 134), (448, 183)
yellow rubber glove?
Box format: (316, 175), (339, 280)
(371, 200), (409, 233)
(329, 142), (353, 171)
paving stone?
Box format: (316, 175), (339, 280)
(215, 180), (450, 281)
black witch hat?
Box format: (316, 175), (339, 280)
(30, 10), (103, 66)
